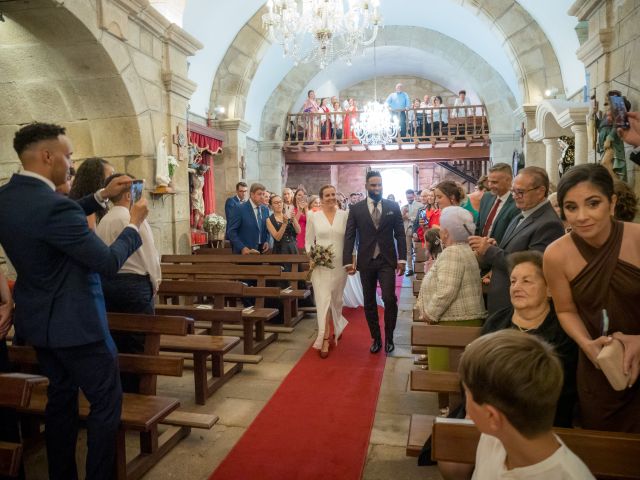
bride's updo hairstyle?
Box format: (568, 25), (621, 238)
(319, 184), (336, 200)
(556, 164), (614, 221)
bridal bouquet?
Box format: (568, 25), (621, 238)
(307, 243), (335, 280)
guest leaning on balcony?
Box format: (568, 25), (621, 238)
(431, 96), (448, 137)
(416, 206), (487, 371)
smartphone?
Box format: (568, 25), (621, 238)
(130, 179), (144, 205)
(609, 94), (629, 129)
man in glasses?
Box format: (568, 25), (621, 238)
(469, 167), (564, 314)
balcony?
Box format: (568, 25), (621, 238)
(283, 104), (491, 164)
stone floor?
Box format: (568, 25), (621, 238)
(23, 277), (442, 479)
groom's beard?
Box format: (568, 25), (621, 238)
(368, 191), (383, 202)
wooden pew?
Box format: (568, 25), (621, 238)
(0, 373), (47, 477)
(154, 304), (274, 360)
(159, 334), (241, 405)
(409, 324), (481, 397)
(412, 416), (640, 479)
(157, 280), (278, 354)
(9, 313), (218, 480)
(160, 259), (311, 326)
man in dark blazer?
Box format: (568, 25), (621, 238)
(227, 182), (270, 254)
(469, 167), (565, 314)
(475, 162), (519, 244)
(224, 181), (247, 239)
(0, 123), (148, 480)
(343, 171), (407, 354)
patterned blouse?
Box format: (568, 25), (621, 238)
(416, 243), (487, 323)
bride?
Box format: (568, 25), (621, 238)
(305, 184), (349, 358)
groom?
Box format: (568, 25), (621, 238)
(343, 171), (406, 353)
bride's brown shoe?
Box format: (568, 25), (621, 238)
(319, 337), (330, 358)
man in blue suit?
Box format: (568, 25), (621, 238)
(224, 181), (247, 239)
(227, 182), (270, 254)
(0, 123), (148, 480)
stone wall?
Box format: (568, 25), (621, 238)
(338, 77), (456, 107)
(286, 165), (332, 196)
(0, 0), (202, 260)
(570, 0), (640, 195)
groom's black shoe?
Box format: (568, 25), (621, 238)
(370, 338), (382, 354)
(385, 339), (395, 353)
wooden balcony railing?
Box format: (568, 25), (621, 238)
(283, 105), (490, 151)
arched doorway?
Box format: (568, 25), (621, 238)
(376, 165), (415, 207)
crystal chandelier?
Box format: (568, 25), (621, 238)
(353, 102), (399, 145)
(352, 40), (398, 145)
(262, 0), (382, 69)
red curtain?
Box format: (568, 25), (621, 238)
(188, 129), (222, 215)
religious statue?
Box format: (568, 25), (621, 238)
(598, 116), (627, 182)
(155, 136), (172, 188)
(190, 163), (209, 230)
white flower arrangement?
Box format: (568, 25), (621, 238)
(203, 213), (226, 236)
(167, 155), (179, 179)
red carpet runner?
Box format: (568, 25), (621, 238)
(209, 306), (387, 480)
(210, 276), (404, 480)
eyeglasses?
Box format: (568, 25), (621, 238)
(510, 186), (541, 198)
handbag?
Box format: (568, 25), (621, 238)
(596, 338), (630, 391)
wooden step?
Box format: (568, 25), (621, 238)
(406, 414), (435, 457)
(162, 411), (218, 429)
(225, 354), (263, 364)
(223, 324), (294, 334)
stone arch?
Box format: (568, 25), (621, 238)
(259, 27), (519, 142)
(210, 0), (563, 120)
(0, 0), (147, 178)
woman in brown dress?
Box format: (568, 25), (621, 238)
(544, 164), (640, 432)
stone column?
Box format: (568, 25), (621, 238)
(489, 133), (519, 166)
(210, 119), (251, 217)
(258, 140), (285, 194)
(542, 138), (561, 186)
(515, 104), (545, 169)
(571, 124), (588, 165)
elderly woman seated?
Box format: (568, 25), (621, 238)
(416, 206), (487, 371)
(482, 250), (578, 427)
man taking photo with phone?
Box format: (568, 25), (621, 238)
(96, 174), (161, 391)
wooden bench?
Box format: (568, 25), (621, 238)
(9, 313), (218, 480)
(157, 280), (278, 354)
(410, 416), (640, 479)
(160, 260), (311, 327)
(159, 334), (241, 405)
(410, 324), (481, 396)
(0, 373), (47, 477)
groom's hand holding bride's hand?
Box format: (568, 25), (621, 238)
(396, 263), (404, 276)
(344, 264), (356, 275)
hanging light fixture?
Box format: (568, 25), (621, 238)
(352, 40), (399, 145)
(262, 0), (382, 69)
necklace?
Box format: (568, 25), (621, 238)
(512, 306), (549, 333)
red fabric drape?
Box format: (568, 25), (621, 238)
(188, 130), (222, 215)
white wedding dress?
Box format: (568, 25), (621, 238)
(305, 209), (349, 349)
(343, 273), (365, 308)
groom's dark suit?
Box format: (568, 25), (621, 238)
(343, 198), (406, 345)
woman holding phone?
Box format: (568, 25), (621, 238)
(267, 195), (300, 256)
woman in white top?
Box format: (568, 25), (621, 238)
(305, 185), (349, 358)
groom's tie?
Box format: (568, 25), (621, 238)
(372, 200), (381, 258)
